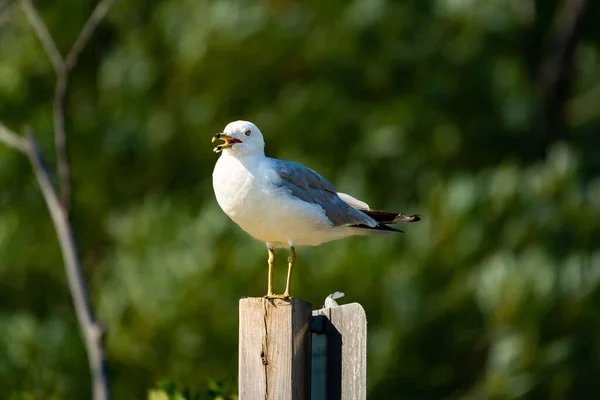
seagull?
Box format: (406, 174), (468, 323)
(211, 121), (420, 298)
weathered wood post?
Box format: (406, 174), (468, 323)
(239, 297), (312, 400)
(239, 297), (367, 400)
(310, 303), (367, 400)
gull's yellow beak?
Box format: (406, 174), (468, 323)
(212, 133), (243, 153)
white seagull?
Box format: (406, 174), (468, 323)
(211, 121), (420, 298)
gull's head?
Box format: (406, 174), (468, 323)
(212, 120), (265, 156)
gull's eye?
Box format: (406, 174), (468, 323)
(244, 129), (252, 136)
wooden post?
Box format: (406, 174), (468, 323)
(239, 297), (312, 400)
(311, 303), (367, 400)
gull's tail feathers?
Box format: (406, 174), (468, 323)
(361, 210), (421, 224)
(349, 210), (420, 233)
(349, 210), (421, 233)
(338, 191), (421, 232)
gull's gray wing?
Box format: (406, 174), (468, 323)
(266, 158), (377, 227)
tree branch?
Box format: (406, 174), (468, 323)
(532, 0), (590, 157)
(53, 0), (116, 214)
(0, 126), (109, 399)
(538, 0), (589, 95)
(20, 0), (63, 75)
(0, 0), (19, 27)
(0, 123), (29, 153)
(5, 2), (116, 398)
(65, 0), (116, 72)
(25, 128), (109, 400)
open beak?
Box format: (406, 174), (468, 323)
(212, 133), (243, 153)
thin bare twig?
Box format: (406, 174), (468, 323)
(533, 0), (590, 155)
(0, 0), (19, 27)
(0, 126), (109, 399)
(0, 123), (29, 153)
(6, 1), (117, 398)
(65, 0), (116, 71)
(539, 0), (589, 94)
(53, 0), (116, 214)
(24, 128), (109, 400)
(0, 0), (17, 15)
(20, 0), (63, 74)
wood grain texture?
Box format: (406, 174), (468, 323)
(312, 303), (367, 400)
(239, 297), (312, 400)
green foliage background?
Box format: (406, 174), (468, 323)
(1, 0), (600, 398)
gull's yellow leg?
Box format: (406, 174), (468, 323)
(283, 246), (296, 298)
(267, 247), (275, 297)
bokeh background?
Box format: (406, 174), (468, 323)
(1, 0), (600, 398)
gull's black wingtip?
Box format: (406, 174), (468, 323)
(360, 209), (422, 224)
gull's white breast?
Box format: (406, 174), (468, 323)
(212, 154), (344, 247)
